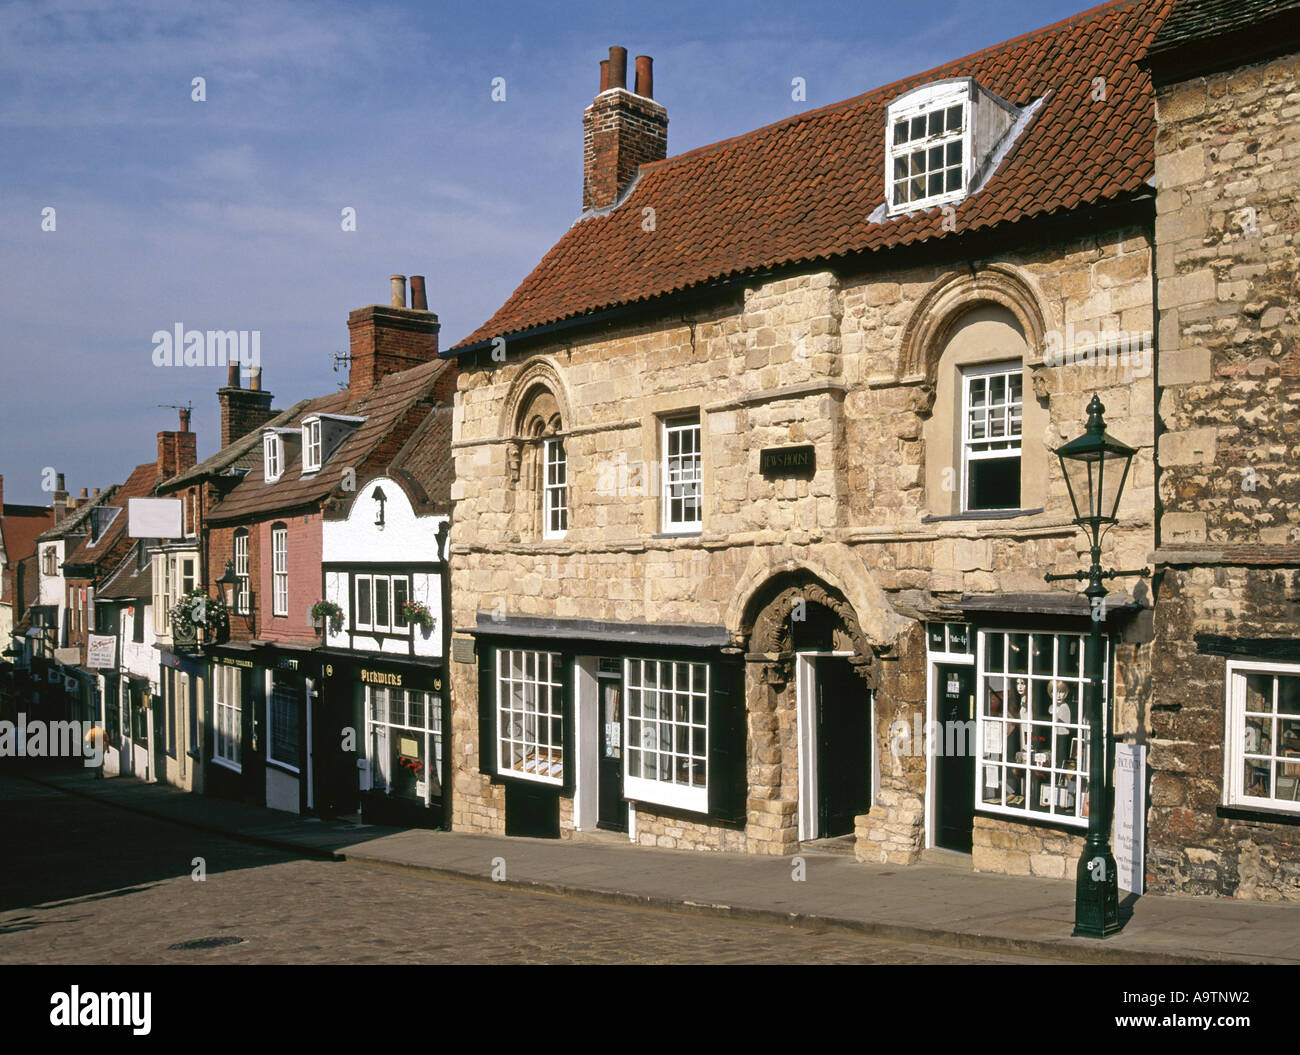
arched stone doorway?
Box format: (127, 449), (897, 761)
(740, 572), (875, 848)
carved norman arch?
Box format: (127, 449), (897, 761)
(498, 357), (572, 487)
(898, 263), (1050, 396)
(743, 572), (875, 689)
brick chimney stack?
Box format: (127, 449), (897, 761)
(52, 472), (69, 522)
(347, 274), (440, 397)
(157, 410), (198, 481)
(582, 47), (667, 212)
(218, 364), (276, 448)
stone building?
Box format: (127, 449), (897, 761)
(1142, 0), (1300, 899)
(443, 1), (1169, 881)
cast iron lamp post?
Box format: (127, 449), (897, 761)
(1044, 395), (1148, 938)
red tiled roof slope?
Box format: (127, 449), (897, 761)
(208, 357), (453, 525)
(63, 461), (159, 569)
(455, 0), (1174, 349)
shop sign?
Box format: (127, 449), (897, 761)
(1114, 742), (1146, 895)
(86, 635), (117, 669)
(359, 667), (441, 692)
(759, 445), (815, 476)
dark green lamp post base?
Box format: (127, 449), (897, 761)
(1073, 846), (1121, 937)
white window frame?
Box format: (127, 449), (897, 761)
(661, 416), (702, 534)
(366, 686), (443, 806)
(1225, 659), (1300, 814)
(271, 527), (288, 617)
(623, 658), (709, 813)
(153, 554), (171, 634)
(543, 438), (568, 540)
(886, 81), (970, 215)
(975, 629), (1106, 829)
(961, 360), (1023, 513)
(263, 433), (282, 482)
(233, 531), (249, 614)
(353, 573), (410, 634)
(213, 663), (242, 771)
(495, 649), (564, 785)
(302, 418), (322, 474)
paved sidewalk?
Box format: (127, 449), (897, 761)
(24, 769), (1300, 965)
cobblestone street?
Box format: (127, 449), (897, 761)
(0, 774), (1067, 964)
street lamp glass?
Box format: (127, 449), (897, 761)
(1055, 395), (1136, 527)
(216, 560), (239, 609)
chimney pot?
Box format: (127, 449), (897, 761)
(93, 487), (101, 497)
(250, 367), (262, 392)
(599, 58), (610, 93)
(80, 487), (88, 499)
(390, 275), (407, 308)
(179, 407), (191, 432)
(634, 55), (653, 99)
(227, 362), (240, 388)
(57, 473), (66, 492)
(608, 46), (627, 89)
(410, 275), (428, 311)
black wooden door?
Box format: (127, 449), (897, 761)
(816, 657), (872, 837)
(597, 676), (625, 831)
(934, 664), (976, 852)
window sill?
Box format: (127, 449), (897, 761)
(922, 507), (1044, 523)
(265, 758), (300, 776)
(211, 756), (242, 775)
(1217, 802), (1300, 826)
(652, 530), (703, 540)
(974, 805), (1087, 832)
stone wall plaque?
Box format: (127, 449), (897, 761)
(452, 636), (476, 664)
(759, 445), (815, 476)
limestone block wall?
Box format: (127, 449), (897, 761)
(1154, 52), (1300, 544)
(449, 223), (1157, 871)
(1147, 51), (1300, 899)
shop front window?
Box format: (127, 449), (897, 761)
(368, 687), (443, 804)
(976, 630), (1105, 827)
(496, 649), (564, 784)
(213, 664), (243, 770)
(624, 658), (709, 813)
(1227, 662), (1300, 812)
(268, 679), (301, 770)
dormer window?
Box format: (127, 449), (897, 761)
(885, 78), (1021, 216)
(264, 433), (282, 482)
(302, 418), (322, 474)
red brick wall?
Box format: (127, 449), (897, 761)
(207, 521), (261, 642)
(347, 306), (440, 396)
(217, 387), (276, 448)
(583, 89), (668, 211)
(258, 513), (322, 646)
(157, 431), (198, 481)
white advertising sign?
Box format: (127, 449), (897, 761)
(127, 498), (183, 539)
(1114, 742), (1146, 895)
(86, 634), (117, 669)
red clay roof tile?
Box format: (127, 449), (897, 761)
(453, 0), (1174, 351)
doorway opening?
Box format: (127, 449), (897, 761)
(796, 652), (872, 842)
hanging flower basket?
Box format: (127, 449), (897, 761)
(311, 599), (344, 635)
(171, 589), (229, 646)
(401, 600), (434, 632)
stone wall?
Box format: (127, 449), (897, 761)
(1149, 50), (1300, 899)
(449, 220), (1157, 874)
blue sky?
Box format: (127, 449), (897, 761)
(1, 0), (1098, 504)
